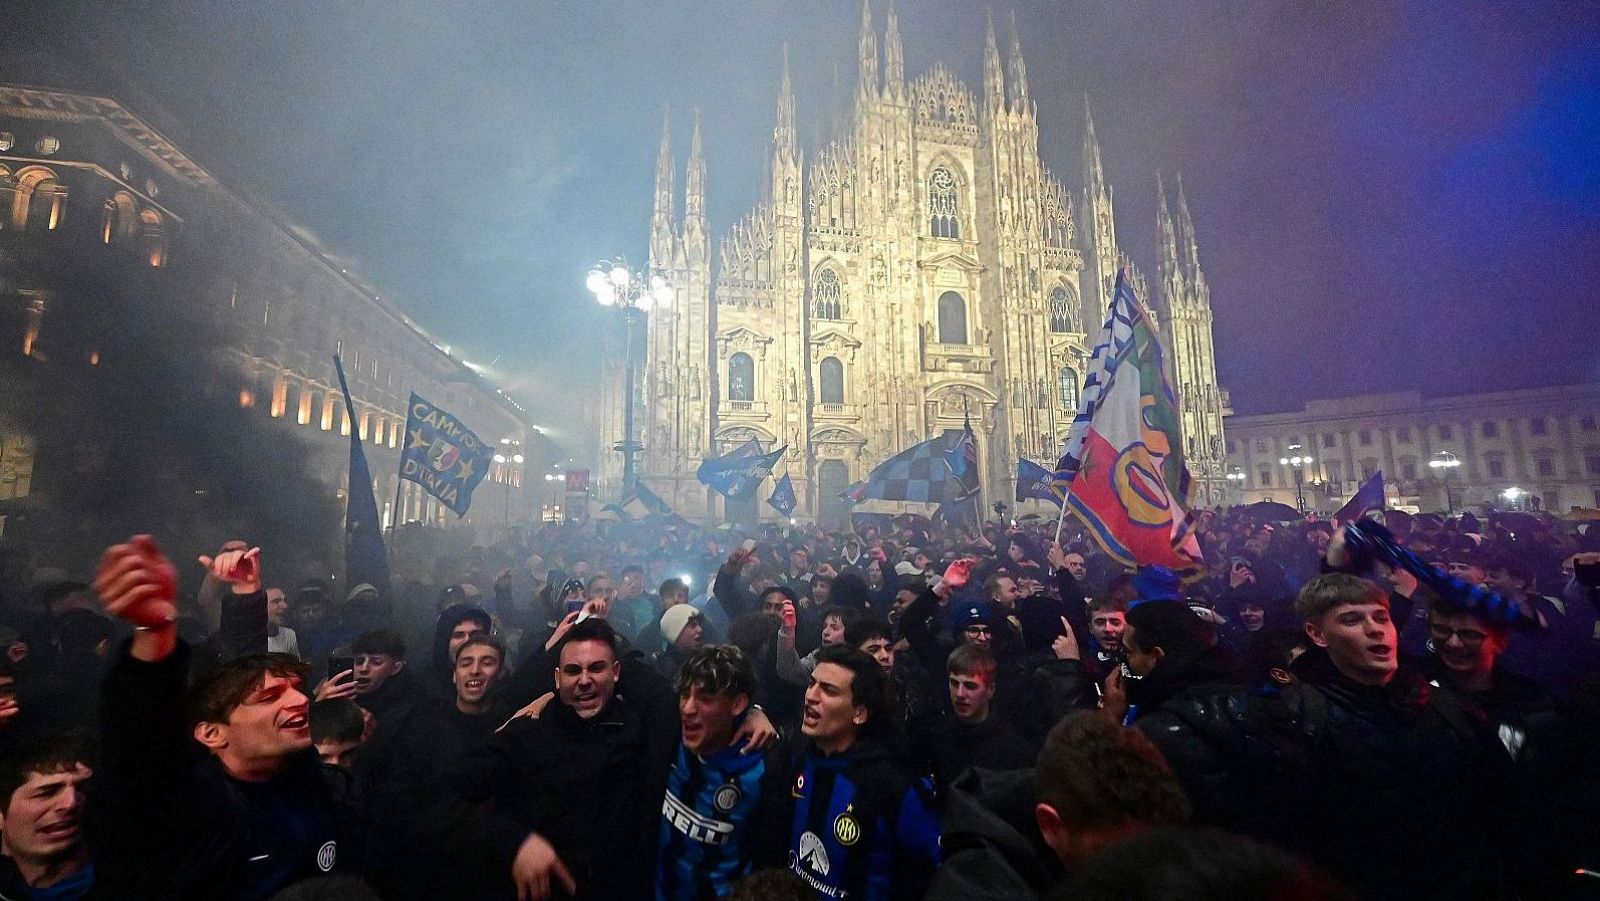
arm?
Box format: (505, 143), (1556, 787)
(713, 555), (756, 618)
(898, 587), (949, 674)
(773, 601), (807, 686)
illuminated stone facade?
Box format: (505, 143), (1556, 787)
(600, 4), (1228, 524)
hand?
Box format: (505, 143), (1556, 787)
(1101, 667), (1129, 722)
(942, 558), (975, 590)
(544, 611), (582, 652)
(198, 545), (262, 595)
(496, 568), (514, 590)
(316, 669), (358, 702)
(94, 535), (178, 629)
(728, 548), (753, 568)
(1052, 617), (1080, 661)
(511, 831), (576, 901)
(816, 563), (838, 579)
(734, 706), (778, 754)
(1047, 543), (1067, 571)
(1324, 527), (1353, 569)
(499, 692), (556, 732)
(5, 641), (27, 664)
(1228, 566), (1255, 588)
(780, 600), (797, 633)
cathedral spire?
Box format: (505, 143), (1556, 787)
(775, 45), (796, 160)
(1083, 93), (1105, 190)
(883, 0), (904, 98)
(983, 8), (1006, 116)
(1007, 10), (1029, 111)
(1156, 171), (1184, 303)
(1176, 173), (1201, 275)
(685, 109), (705, 223)
(650, 106), (676, 268)
(858, 0), (879, 101)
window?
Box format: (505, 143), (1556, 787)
(1487, 457), (1505, 478)
(1529, 417), (1547, 436)
(1482, 420), (1498, 438)
(1536, 456), (1554, 477)
(727, 353), (754, 402)
(1401, 461), (1417, 480)
(1257, 468), (1272, 487)
(1395, 427), (1412, 443)
(819, 356), (844, 405)
(1438, 424), (1454, 440)
(1326, 461), (1343, 484)
(928, 167), (960, 239)
(937, 291), (968, 344)
(1059, 367), (1080, 412)
(1048, 286), (1075, 332)
(813, 268), (842, 320)
(1322, 433), (1336, 449)
(1358, 429), (1373, 446)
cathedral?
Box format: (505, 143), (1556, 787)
(597, 2), (1228, 527)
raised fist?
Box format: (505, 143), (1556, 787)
(198, 544), (261, 594)
(94, 535), (179, 629)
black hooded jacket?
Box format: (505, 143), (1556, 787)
(923, 768), (1063, 901)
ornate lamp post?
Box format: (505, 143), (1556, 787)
(1278, 443), (1313, 514)
(587, 258), (672, 493)
(1225, 465), (1246, 504)
(1429, 451), (1461, 515)
(491, 439), (524, 526)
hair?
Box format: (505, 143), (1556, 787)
(843, 618), (892, 649)
(0, 731), (93, 813)
(983, 572), (1017, 599)
(1484, 555), (1534, 588)
(1063, 827), (1352, 901)
(829, 572), (872, 610)
(555, 616), (617, 660)
(812, 645), (892, 731)
(454, 633), (507, 664)
(1428, 595), (1513, 640)
(758, 585), (799, 607)
(620, 563), (644, 577)
(819, 604), (860, 630)
(1294, 574), (1388, 624)
(188, 653), (308, 727)
(1088, 595), (1129, 615)
(309, 699), (365, 746)
(351, 629), (406, 659)
(36, 581), (92, 613)
(946, 643), (997, 682)
(1036, 711), (1190, 834)
(658, 577), (689, 601)
(1124, 602), (1216, 661)
(675, 645), (759, 700)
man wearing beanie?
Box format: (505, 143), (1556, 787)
(653, 606), (704, 680)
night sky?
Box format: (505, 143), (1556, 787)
(28, 0), (1600, 454)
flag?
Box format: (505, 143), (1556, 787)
(1057, 270), (1202, 574)
(399, 392), (495, 516)
(857, 431), (970, 504)
(1016, 458), (1065, 506)
(839, 480), (868, 505)
(945, 419), (980, 501)
(334, 356), (390, 598)
(604, 480), (674, 520)
(1335, 471), (1385, 524)
(695, 439), (763, 490)
(934, 499), (978, 529)
(768, 473), (797, 517)
(698, 445), (786, 498)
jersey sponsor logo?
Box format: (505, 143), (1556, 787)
(797, 830), (830, 875)
(713, 783), (742, 813)
(792, 772), (806, 798)
(833, 811), (860, 846)
(316, 841), (337, 872)
(663, 789), (736, 846)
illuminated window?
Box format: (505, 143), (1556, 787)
(270, 373), (287, 418)
(928, 167), (960, 238)
(13, 168), (67, 231)
(388, 417), (399, 448)
(321, 395), (336, 431)
(814, 269), (842, 319)
(819, 357), (844, 404)
(937, 292), (967, 344)
(139, 209), (165, 267)
(1048, 287), (1074, 333)
(727, 353), (755, 402)
(1059, 366), (1081, 411)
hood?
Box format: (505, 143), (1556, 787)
(430, 603), (492, 684)
(927, 767), (1060, 901)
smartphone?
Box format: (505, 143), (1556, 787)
(565, 597), (586, 616)
(328, 655), (355, 679)
(740, 538), (758, 553)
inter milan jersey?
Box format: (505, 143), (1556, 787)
(656, 743), (770, 901)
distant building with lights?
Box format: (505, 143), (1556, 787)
(599, 4), (1229, 525)
(0, 84), (539, 526)
(1223, 385), (1600, 514)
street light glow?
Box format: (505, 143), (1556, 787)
(609, 265), (630, 288)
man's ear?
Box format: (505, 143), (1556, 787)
(731, 694), (751, 718)
(1304, 620), (1328, 648)
(1034, 802), (1065, 856)
(193, 721), (228, 751)
(392, 659), (405, 673)
(852, 704), (869, 727)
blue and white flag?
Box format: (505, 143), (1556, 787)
(1016, 458), (1065, 506)
(699, 446), (786, 498)
(1335, 471), (1385, 524)
(858, 431), (969, 504)
(767, 473), (797, 517)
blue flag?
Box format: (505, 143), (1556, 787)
(399, 392), (495, 516)
(946, 422), (981, 501)
(699, 446), (786, 498)
(1016, 458), (1065, 506)
(768, 473), (797, 517)
(334, 356), (390, 598)
(1335, 470), (1385, 524)
(859, 431), (969, 504)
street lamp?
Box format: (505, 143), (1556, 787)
(588, 257), (672, 492)
(1429, 451), (1461, 515)
(1225, 466), (1246, 503)
(1278, 444), (1313, 514)
(1502, 486), (1526, 511)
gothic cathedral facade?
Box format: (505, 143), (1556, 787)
(597, 3), (1228, 526)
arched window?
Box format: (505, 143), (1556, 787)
(1049, 286), (1075, 332)
(139, 208), (166, 268)
(937, 291), (968, 344)
(1059, 366), (1080, 412)
(819, 357), (844, 404)
(102, 191), (137, 244)
(928, 166), (960, 239)
(814, 268), (842, 319)
(728, 353), (755, 402)
(14, 167), (67, 231)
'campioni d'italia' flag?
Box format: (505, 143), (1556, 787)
(1055, 269), (1202, 574)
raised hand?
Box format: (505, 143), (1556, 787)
(315, 669), (358, 702)
(1052, 616), (1080, 661)
(198, 545), (261, 594)
(94, 535), (179, 629)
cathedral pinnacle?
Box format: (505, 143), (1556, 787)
(858, 0), (879, 100)
(1007, 10), (1029, 111)
(884, 0), (904, 97)
(653, 105), (674, 220)
(685, 109), (705, 223)
(1083, 94), (1106, 190)
(1176, 173), (1201, 275)
(775, 45), (797, 159)
(983, 9), (1006, 116)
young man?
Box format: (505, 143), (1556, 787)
(448, 635), (509, 742)
(786, 646), (940, 900)
(925, 645), (1035, 795)
(91, 536), (341, 901)
(426, 604), (491, 700)
(1082, 597), (1127, 681)
(0, 733), (95, 899)
(350, 630), (409, 703)
(309, 699), (367, 769)
(266, 588), (299, 658)
(656, 646), (789, 901)
(653, 605), (705, 681)
(800, 605), (858, 673)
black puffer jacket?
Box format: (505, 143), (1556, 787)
(923, 768), (1063, 901)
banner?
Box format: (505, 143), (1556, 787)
(334, 356), (390, 597)
(698, 445), (786, 499)
(1016, 458), (1065, 506)
(399, 392), (494, 516)
(767, 473), (797, 517)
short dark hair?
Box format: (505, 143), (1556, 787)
(676, 645), (758, 700)
(946, 643), (997, 681)
(188, 653), (308, 727)
(1036, 711), (1189, 834)
(819, 605), (860, 629)
(812, 645), (892, 732)
(555, 616), (617, 660)
(1124, 601), (1216, 661)
(658, 578), (689, 600)
(1088, 595), (1128, 615)
(454, 634), (507, 664)
(54, 608), (116, 653)
(1295, 574), (1388, 624)
(843, 618), (892, 649)
(352, 629), (406, 659)
(983, 573), (1016, 598)
(0, 731), (93, 813)
(309, 699), (365, 746)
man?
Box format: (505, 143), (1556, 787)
(925, 645), (1035, 795)
(656, 646), (789, 901)
(1481, 556), (1563, 691)
(614, 565), (655, 646)
(266, 588), (299, 658)
(447, 635), (511, 743)
(780, 547), (814, 599)
(426, 605), (491, 700)
(310, 699), (367, 769)
(786, 646), (940, 900)
(800, 605), (857, 673)
(645, 577), (692, 652)
(91, 536), (341, 900)
(653, 605), (705, 681)
(0, 733), (95, 899)
(350, 630), (413, 710)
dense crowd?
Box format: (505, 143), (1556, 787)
(0, 504), (1597, 900)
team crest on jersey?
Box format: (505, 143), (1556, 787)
(316, 841), (337, 872)
(833, 811), (861, 846)
(791, 772), (806, 798)
(714, 783), (742, 812)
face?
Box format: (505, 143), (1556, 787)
(674, 618), (705, 652)
(1429, 610), (1506, 679)
(316, 738), (361, 768)
(203, 672), (312, 761)
(1306, 530), (1331, 553)
(587, 576), (615, 601)
(803, 662), (867, 747)
(857, 636), (895, 674)
(866, 561), (883, 587)
(1239, 604), (1266, 632)
(1307, 602), (1397, 685)
(619, 571), (644, 599)
(1485, 568), (1525, 596)
(453, 643), (504, 707)
(947, 670), (996, 722)
(448, 618), (485, 661)
(679, 686), (748, 757)
(265, 589), (288, 628)
(914, 553), (931, 571)
(0, 763), (92, 863)
(1063, 554), (1087, 580)
(1008, 542), (1025, 562)
(1121, 622), (1161, 677)
(961, 623), (993, 648)
(811, 580), (832, 605)
(990, 577), (1019, 608)
(295, 602), (328, 630)
(555, 639), (619, 719)
(761, 591), (787, 618)
(1446, 561), (1486, 585)
(790, 549), (809, 572)
(353, 653), (404, 696)
(1089, 610), (1126, 651)
(821, 615), (846, 646)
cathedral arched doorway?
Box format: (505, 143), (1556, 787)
(816, 460), (849, 531)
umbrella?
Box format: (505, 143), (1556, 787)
(1016, 513), (1045, 522)
(1242, 501), (1303, 522)
(1560, 508), (1600, 523)
(1490, 511), (1543, 533)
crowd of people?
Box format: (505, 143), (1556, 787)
(0, 503), (1597, 900)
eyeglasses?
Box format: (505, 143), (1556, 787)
(1428, 624), (1488, 646)
(963, 625), (992, 635)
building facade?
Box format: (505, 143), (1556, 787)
(0, 85), (540, 528)
(1223, 385), (1600, 514)
(598, 3), (1228, 526)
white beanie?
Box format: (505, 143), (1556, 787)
(660, 605), (702, 644)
